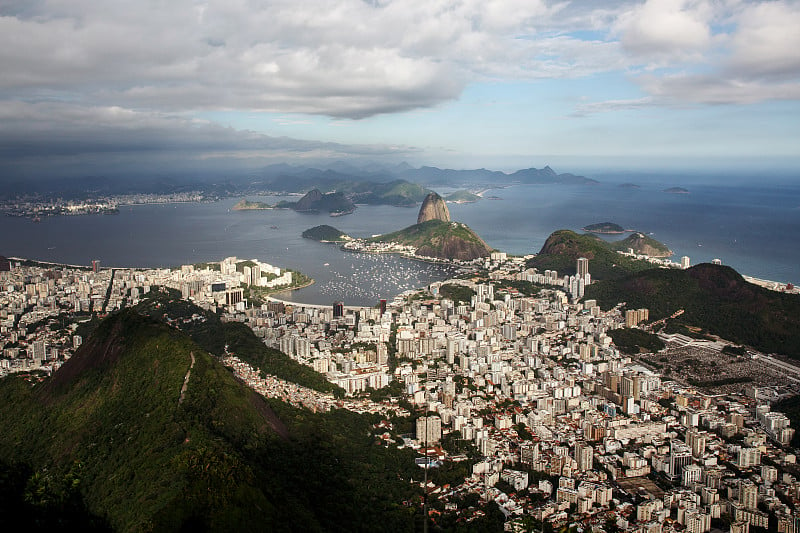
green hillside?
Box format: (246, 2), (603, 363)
(609, 232), (672, 257)
(585, 263), (800, 358)
(527, 230), (654, 280)
(0, 310), (425, 531)
(373, 219), (492, 260)
(132, 288), (341, 395)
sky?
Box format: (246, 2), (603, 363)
(1, 0), (799, 179)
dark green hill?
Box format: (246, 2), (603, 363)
(585, 263), (800, 358)
(373, 219), (492, 261)
(0, 309), (424, 531)
(302, 225), (349, 242)
(527, 230), (654, 279)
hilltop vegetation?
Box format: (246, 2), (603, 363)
(585, 263), (800, 358)
(132, 288), (342, 395)
(0, 309), (427, 531)
(609, 232), (672, 257)
(527, 230), (654, 280)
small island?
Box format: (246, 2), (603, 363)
(583, 222), (627, 234)
(445, 190), (481, 204)
(301, 225), (350, 243)
(664, 187), (689, 194)
(618, 183), (640, 189)
(233, 199), (272, 210)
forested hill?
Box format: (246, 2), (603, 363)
(0, 308), (431, 531)
(585, 263), (800, 358)
(527, 230), (655, 280)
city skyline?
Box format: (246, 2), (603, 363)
(1, 0), (799, 181)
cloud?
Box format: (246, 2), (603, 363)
(571, 97), (655, 116)
(0, 102), (419, 163)
(614, 0), (713, 61)
(0, 0), (570, 119)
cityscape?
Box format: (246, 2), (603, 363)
(3, 242), (800, 531)
(2, 0), (800, 531)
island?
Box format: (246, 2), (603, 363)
(444, 190), (481, 203)
(664, 187), (689, 194)
(233, 199), (273, 210)
(275, 189), (356, 215)
(583, 221), (627, 234)
(367, 192), (492, 261)
(301, 225), (350, 243)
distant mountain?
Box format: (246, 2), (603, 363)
(610, 232), (672, 258)
(527, 230), (655, 280)
(511, 166), (599, 185)
(585, 264), (800, 358)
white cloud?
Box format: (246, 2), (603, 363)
(727, 1), (800, 80)
(614, 0), (714, 61)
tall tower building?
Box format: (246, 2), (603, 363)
(333, 301), (344, 318)
(739, 479), (758, 510)
(681, 256), (691, 269)
(574, 442), (594, 471)
(576, 257), (589, 279)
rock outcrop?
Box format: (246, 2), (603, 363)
(417, 192), (451, 224)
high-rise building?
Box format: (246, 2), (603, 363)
(0, 255), (10, 272)
(92, 259), (100, 273)
(669, 441), (693, 480)
(416, 416), (442, 446)
(681, 256), (691, 269)
(574, 442), (594, 471)
(379, 299), (387, 315)
(576, 257), (589, 279)
(739, 479), (758, 510)
(333, 301), (344, 318)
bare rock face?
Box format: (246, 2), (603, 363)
(417, 192), (450, 224)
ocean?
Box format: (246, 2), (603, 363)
(2, 178), (799, 305)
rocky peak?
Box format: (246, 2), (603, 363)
(417, 192), (450, 224)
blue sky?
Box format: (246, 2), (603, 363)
(1, 0), (798, 177)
